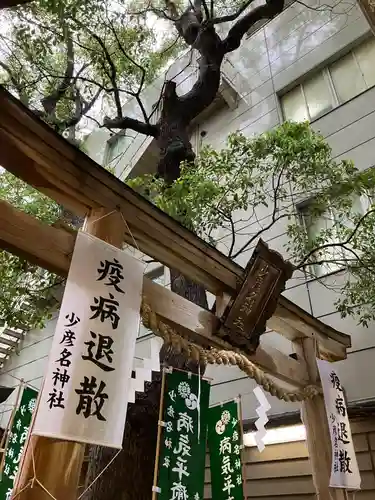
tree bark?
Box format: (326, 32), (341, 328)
(84, 377), (160, 500)
(84, 278), (207, 500)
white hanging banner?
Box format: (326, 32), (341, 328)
(33, 231), (144, 448)
(316, 358), (361, 490)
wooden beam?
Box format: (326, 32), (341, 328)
(0, 203), (308, 387)
(0, 88), (351, 352)
(268, 315), (347, 361)
(0, 199), (74, 276)
(0, 88), (238, 295)
(145, 280), (309, 386)
(274, 299), (351, 347)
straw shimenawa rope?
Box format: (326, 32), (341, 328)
(141, 299), (321, 402)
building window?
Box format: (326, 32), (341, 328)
(281, 37), (375, 122)
(247, 0), (295, 38)
(104, 131), (128, 169)
(299, 194), (372, 277)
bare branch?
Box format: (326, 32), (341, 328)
(231, 212), (291, 259)
(102, 13), (151, 125)
(75, 21), (123, 117)
(198, 0), (210, 20)
(296, 209), (375, 269)
(41, 28), (74, 116)
(227, 214), (236, 258)
(299, 254), (375, 277)
(64, 87), (102, 129)
(85, 114), (102, 127)
(102, 116), (158, 137)
(165, 0), (181, 19)
(105, 13), (147, 99)
(223, 0), (284, 53)
(0, 61), (29, 106)
(231, 168), (287, 259)
(81, 87), (102, 116)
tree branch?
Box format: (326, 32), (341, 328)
(227, 214), (236, 258)
(211, 0), (254, 24)
(102, 116), (158, 137)
(193, 0), (203, 21)
(197, 0), (210, 20)
(41, 28), (74, 116)
(230, 169), (287, 259)
(0, 61), (29, 106)
(105, 12), (148, 100)
(223, 0), (284, 53)
(296, 208), (375, 269)
(63, 86), (102, 129)
(76, 21), (123, 117)
(165, 0), (181, 20)
(232, 213), (291, 259)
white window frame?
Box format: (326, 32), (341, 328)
(104, 130), (128, 169)
(281, 36), (375, 122)
(298, 193), (373, 278)
(299, 204), (346, 277)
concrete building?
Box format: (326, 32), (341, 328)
(2, 0), (375, 496)
(83, 0), (375, 418)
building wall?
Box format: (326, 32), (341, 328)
(205, 418), (375, 499)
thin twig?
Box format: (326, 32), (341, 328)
(296, 209), (375, 268)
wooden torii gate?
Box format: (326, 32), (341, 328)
(0, 86), (351, 500)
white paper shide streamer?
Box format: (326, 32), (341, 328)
(33, 232), (144, 449)
(317, 358), (361, 490)
(253, 385), (271, 452)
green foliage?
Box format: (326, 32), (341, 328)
(0, 0), (181, 136)
(128, 121), (375, 326)
(0, 169), (61, 331)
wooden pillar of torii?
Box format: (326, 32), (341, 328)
(13, 209), (124, 499)
(0, 87), (352, 500)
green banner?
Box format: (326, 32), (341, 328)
(0, 386), (38, 500)
(156, 369), (210, 500)
(207, 400), (244, 500)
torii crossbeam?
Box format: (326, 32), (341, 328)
(0, 86), (350, 500)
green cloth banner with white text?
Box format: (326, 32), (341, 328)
(156, 370), (210, 500)
(208, 400), (244, 500)
(0, 386), (38, 500)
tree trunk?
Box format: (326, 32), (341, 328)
(84, 377), (160, 500)
(84, 282), (207, 500)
